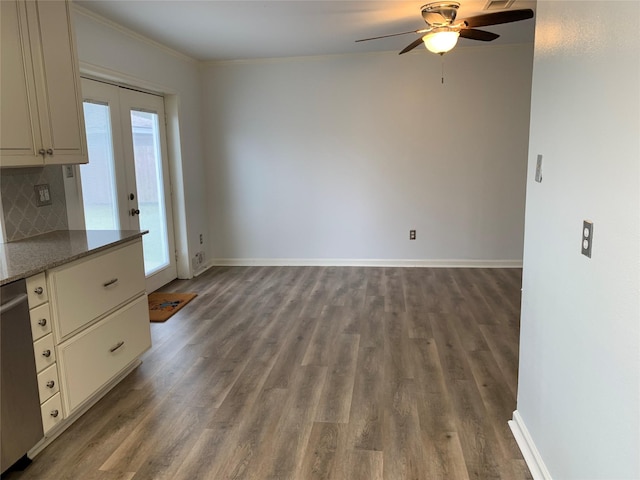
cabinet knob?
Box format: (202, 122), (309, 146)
(42, 349), (51, 358)
(38, 318), (47, 326)
(34, 286), (44, 295)
(38, 148), (46, 156)
(130, 208), (140, 216)
(46, 148), (54, 156)
(50, 410), (59, 418)
(46, 380), (55, 388)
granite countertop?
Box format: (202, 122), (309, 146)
(0, 230), (147, 286)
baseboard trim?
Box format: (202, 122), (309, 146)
(192, 261), (213, 277)
(509, 410), (552, 480)
(209, 258), (523, 268)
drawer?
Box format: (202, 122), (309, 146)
(30, 302), (52, 341)
(37, 363), (60, 404)
(26, 272), (48, 308)
(58, 295), (151, 413)
(33, 334), (56, 373)
(41, 393), (63, 434)
(49, 241), (145, 339)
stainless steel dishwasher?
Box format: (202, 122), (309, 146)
(1, 279), (44, 474)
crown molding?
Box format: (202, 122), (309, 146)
(72, 4), (197, 65)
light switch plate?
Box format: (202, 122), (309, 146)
(34, 184), (52, 207)
(535, 154), (543, 183)
(581, 220), (593, 258)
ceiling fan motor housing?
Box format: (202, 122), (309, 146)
(421, 2), (460, 26)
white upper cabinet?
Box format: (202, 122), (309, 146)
(0, 0), (87, 167)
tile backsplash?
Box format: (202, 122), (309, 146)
(1, 166), (68, 242)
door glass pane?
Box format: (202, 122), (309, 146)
(130, 110), (169, 276)
(81, 102), (119, 230)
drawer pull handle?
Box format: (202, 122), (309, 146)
(50, 410), (59, 418)
(38, 318), (47, 326)
(46, 380), (55, 388)
(103, 278), (119, 288)
(42, 349), (51, 358)
(34, 287), (44, 295)
(109, 341), (125, 353)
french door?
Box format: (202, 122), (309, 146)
(80, 78), (176, 293)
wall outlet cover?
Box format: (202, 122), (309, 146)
(581, 220), (593, 258)
(34, 184), (52, 206)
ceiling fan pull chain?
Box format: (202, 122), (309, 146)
(441, 55), (445, 84)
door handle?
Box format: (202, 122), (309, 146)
(130, 208), (140, 216)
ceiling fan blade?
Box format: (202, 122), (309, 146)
(461, 9), (534, 29)
(459, 28), (500, 42)
(399, 37), (425, 55)
(356, 29), (426, 43)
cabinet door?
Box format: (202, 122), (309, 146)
(28, 0), (87, 165)
(0, 0), (44, 167)
(58, 295), (151, 413)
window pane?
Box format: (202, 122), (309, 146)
(81, 102), (119, 230)
(130, 110), (169, 276)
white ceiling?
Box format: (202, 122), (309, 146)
(74, 0), (536, 61)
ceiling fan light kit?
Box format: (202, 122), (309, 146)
(355, 1), (534, 56)
(422, 29), (460, 54)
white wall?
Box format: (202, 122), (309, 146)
(72, 7), (208, 278)
(202, 44), (533, 264)
(515, 1), (640, 478)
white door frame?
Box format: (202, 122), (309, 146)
(65, 62), (192, 281)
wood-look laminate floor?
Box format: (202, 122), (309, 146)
(8, 266), (531, 480)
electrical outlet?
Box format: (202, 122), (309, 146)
(409, 229), (416, 240)
(581, 221), (593, 258)
(64, 165), (74, 178)
(34, 184), (52, 206)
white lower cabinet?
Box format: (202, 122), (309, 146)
(26, 271), (61, 438)
(57, 295), (151, 413)
(37, 363), (60, 403)
(40, 393), (63, 434)
(29, 237), (150, 445)
(29, 303), (52, 341)
(33, 334), (56, 373)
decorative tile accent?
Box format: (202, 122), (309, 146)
(1, 166), (68, 242)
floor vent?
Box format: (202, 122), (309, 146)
(484, 0), (515, 10)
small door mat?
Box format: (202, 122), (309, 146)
(148, 292), (197, 322)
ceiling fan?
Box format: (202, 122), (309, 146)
(356, 1), (534, 55)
